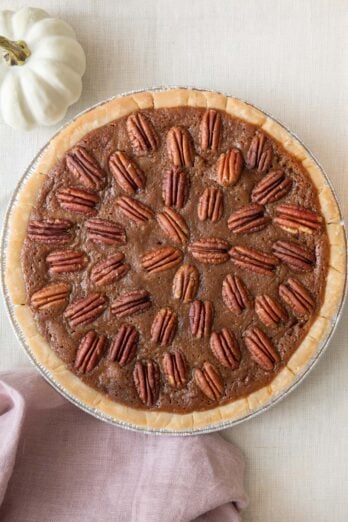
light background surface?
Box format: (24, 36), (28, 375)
(0, 1), (347, 520)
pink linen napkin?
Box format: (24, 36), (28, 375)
(0, 370), (247, 521)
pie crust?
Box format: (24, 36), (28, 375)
(4, 88), (346, 432)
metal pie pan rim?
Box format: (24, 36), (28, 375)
(1, 86), (347, 435)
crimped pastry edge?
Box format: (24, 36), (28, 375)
(4, 87), (346, 433)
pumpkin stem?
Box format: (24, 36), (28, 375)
(0, 36), (31, 66)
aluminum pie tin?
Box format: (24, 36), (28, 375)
(1, 87), (347, 435)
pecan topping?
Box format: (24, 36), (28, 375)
(229, 246), (279, 275)
(279, 278), (315, 316)
(64, 293), (107, 329)
(66, 147), (105, 190)
(227, 203), (270, 234)
(172, 264), (199, 303)
(126, 113), (158, 155)
(56, 187), (99, 215)
(245, 327), (280, 370)
(141, 246), (183, 273)
(251, 170), (292, 204)
(27, 219), (72, 243)
(31, 282), (70, 310)
(108, 324), (139, 366)
(216, 148), (244, 186)
(189, 300), (213, 338)
(200, 109), (222, 152)
(74, 331), (106, 373)
(272, 240), (315, 272)
(167, 127), (194, 167)
(246, 134), (273, 173)
(46, 250), (86, 273)
(210, 328), (241, 369)
(133, 360), (160, 406)
(90, 253), (130, 286)
(151, 307), (177, 346)
(162, 167), (189, 209)
(189, 238), (229, 264)
(255, 295), (288, 328)
(116, 196), (154, 224)
(86, 218), (126, 245)
(222, 274), (252, 314)
(109, 151), (145, 194)
(162, 351), (187, 389)
(198, 187), (224, 223)
(157, 208), (189, 245)
(273, 204), (323, 234)
(112, 289), (151, 318)
(194, 362), (224, 401)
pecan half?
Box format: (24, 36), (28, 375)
(162, 351), (187, 389)
(90, 253), (130, 286)
(244, 327), (280, 370)
(189, 300), (213, 338)
(255, 294), (288, 328)
(200, 109), (222, 152)
(167, 127), (194, 167)
(194, 362), (224, 401)
(56, 187), (99, 215)
(109, 151), (145, 194)
(272, 240), (315, 272)
(279, 278), (315, 316)
(229, 246), (279, 275)
(116, 196), (154, 224)
(27, 219), (72, 243)
(133, 360), (160, 406)
(66, 147), (105, 190)
(126, 113), (158, 155)
(64, 293), (107, 328)
(112, 289), (151, 318)
(141, 246), (183, 273)
(246, 134), (273, 173)
(46, 250), (86, 273)
(216, 148), (244, 186)
(210, 328), (241, 369)
(151, 307), (177, 346)
(189, 238), (229, 264)
(74, 331), (106, 373)
(31, 282), (70, 310)
(172, 264), (199, 303)
(86, 218), (126, 245)
(198, 187), (224, 223)
(227, 203), (270, 233)
(251, 170), (292, 204)
(273, 204), (323, 234)
(222, 274), (252, 314)
(157, 208), (189, 245)
(108, 324), (139, 366)
(162, 167), (189, 208)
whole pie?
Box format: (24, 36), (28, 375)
(5, 88), (346, 432)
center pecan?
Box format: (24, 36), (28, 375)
(189, 300), (213, 338)
(151, 308), (177, 347)
(141, 246), (183, 273)
(112, 289), (152, 318)
(189, 238), (229, 264)
(227, 203), (270, 234)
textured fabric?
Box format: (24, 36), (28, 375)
(0, 1), (347, 521)
(0, 371), (247, 522)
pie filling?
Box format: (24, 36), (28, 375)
(22, 106), (328, 413)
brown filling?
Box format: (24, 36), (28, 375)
(22, 106), (328, 413)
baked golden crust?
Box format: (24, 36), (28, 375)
(5, 88), (346, 432)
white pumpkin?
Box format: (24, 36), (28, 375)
(0, 7), (86, 130)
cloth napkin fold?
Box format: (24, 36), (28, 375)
(0, 370), (247, 521)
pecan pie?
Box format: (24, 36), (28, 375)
(5, 88), (346, 432)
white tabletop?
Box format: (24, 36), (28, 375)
(1, 1), (347, 520)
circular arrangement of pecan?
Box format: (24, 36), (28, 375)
(27, 107), (324, 410)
